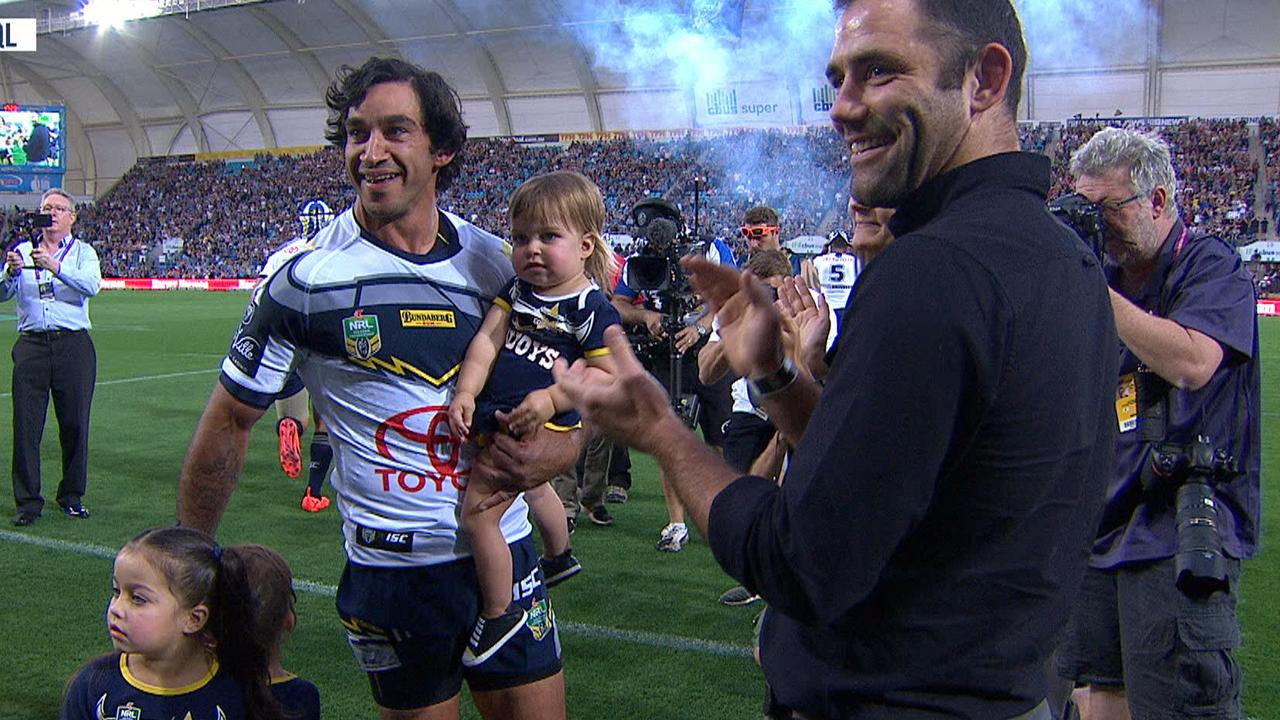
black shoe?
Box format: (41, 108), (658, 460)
(566, 516), (576, 535)
(540, 549), (582, 588)
(587, 504), (614, 526)
(63, 504), (90, 519)
(461, 604), (528, 667)
(13, 512), (37, 527)
(718, 585), (762, 606)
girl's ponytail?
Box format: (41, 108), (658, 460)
(210, 547), (285, 720)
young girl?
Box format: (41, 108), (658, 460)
(61, 527), (284, 720)
(448, 170), (620, 667)
(234, 544), (320, 720)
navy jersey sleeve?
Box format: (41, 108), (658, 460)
(60, 656), (111, 720)
(272, 676), (321, 720)
(707, 237), (1008, 625)
(1165, 237), (1256, 362)
(220, 254), (312, 408)
(494, 276), (519, 312)
(575, 287), (622, 356)
(60, 668), (93, 720)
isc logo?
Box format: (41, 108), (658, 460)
(513, 566), (541, 601)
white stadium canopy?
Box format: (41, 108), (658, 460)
(0, 0), (1277, 195)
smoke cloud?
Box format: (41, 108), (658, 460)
(1016, 0), (1152, 72)
(555, 1), (1154, 238)
(563, 0), (833, 105)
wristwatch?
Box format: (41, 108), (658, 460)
(746, 357), (797, 397)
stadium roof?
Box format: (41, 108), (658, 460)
(0, 0), (1278, 196)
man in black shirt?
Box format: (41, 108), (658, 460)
(548, 0), (1119, 717)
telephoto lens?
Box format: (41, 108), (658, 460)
(1173, 478), (1230, 597)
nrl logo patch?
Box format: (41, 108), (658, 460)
(360, 527), (377, 545)
(343, 310), (382, 361)
(526, 598), (553, 641)
(94, 696), (147, 720)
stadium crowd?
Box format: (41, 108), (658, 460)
(1, 119), (1276, 278)
(1262, 117), (1280, 232)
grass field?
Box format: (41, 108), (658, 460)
(0, 290), (1275, 720)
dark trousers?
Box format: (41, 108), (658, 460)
(552, 429), (613, 517)
(607, 443), (632, 490)
(12, 330), (96, 514)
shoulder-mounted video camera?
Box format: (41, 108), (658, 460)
(1047, 193), (1106, 260)
(623, 198), (706, 429)
(624, 198), (701, 295)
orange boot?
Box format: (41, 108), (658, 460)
(301, 487), (330, 513)
(277, 417), (303, 479)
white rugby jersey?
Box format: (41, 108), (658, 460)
(811, 251), (862, 311)
(258, 235), (314, 281)
(221, 208), (529, 568)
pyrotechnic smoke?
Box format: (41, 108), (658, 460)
(563, 0), (832, 101)
(1016, 0), (1153, 71)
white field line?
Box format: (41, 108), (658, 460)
(0, 529), (753, 659)
(0, 368), (220, 398)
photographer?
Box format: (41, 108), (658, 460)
(1058, 128), (1260, 720)
(612, 199), (735, 552)
(3, 189), (101, 527)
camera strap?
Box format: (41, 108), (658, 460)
(1170, 227), (1189, 259)
(1143, 226), (1251, 483)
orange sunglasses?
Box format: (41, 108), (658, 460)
(740, 225), (779, 239)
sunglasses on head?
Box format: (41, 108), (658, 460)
(740, 225), (778, 239)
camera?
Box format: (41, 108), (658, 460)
(1149, 436), (1238, 598)
(1047, 193), (1106, 260)
(623, 198), (707, 429)
(25, 212), (53, 228)
(623, 198), (703, 295)
(1135, 371), (1237, 597)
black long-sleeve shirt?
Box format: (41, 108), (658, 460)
(709, 152), (1119, 719)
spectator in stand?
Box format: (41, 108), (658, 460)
(21, 118), (1277, 281)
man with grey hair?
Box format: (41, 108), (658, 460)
(1058, 126), (1260, 720)
(3, 188), (101, 527)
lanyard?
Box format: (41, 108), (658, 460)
(1171, 227), (1189, 260)
(34, 237), (73, 282)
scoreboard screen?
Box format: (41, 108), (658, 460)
(0, 103), (63, 170)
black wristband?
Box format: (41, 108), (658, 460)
(746, 357), (797, 397)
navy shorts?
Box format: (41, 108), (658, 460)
(336, 535), (562, 710)
(1056, 557), (1243, 718)
(721, 411), (775, 473)
(275, 370), (305, 400)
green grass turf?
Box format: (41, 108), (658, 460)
(0, 290), (1275, 719)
